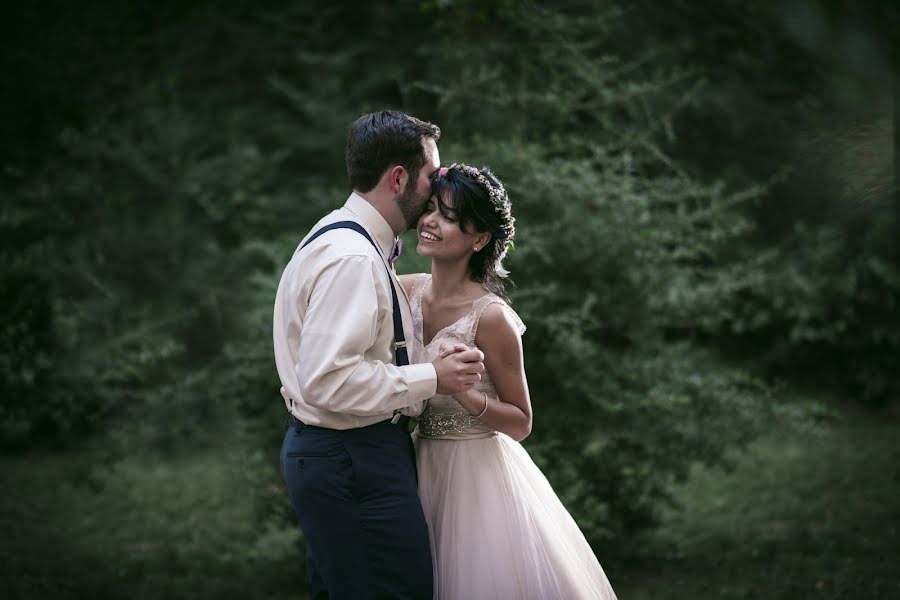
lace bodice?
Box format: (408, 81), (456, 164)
(409, 274), (526, 440)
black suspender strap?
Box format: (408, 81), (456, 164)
(298, 221), (410, 367)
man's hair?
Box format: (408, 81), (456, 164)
(345, 111), (441, 193)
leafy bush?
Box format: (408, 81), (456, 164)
(10, 2), (887, 566)
(398, 3), (784, 552)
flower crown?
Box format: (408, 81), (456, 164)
(439, 163), (516, 260)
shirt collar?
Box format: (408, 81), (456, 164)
(343, 192), (396, 258)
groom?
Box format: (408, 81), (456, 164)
(274, 111), (485, 599)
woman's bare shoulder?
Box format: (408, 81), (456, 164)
(398, 273), (428, 296)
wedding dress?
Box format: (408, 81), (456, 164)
(410, 274), (617, 600)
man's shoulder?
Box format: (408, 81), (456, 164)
(299, 212), (380, 259)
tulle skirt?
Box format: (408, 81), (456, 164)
(415, 432), (617, 600)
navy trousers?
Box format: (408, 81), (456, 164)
(280, 418), (434, 600)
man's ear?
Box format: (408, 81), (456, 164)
(388, 165), (407, 194)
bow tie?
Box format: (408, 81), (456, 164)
(388, 238), (404, 266)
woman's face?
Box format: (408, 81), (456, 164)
(416, 193), (487, 260)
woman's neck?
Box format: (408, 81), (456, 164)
(429, 257), (478, 302)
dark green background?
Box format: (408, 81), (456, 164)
(3, 1), (898, 598)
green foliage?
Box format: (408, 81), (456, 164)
(617, 408), (900, 599)
(0, 225), (55, 442)
(701, 221), (900, 404)
(5, 89), (305, 448)
(1, 447), (300, 599)
(613, 1), (900, 405)
(460, 141), (776, 548)
(3, 402), (890, 599)
(390, 3), (789, 551)
(2, 0), (896, 588)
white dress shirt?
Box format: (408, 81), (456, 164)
(273, 193), (436, 429)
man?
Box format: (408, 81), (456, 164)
(274, 111), (485, 599)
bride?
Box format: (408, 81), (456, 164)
(400, 164), (617, 599)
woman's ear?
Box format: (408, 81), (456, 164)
(475, 232), (492, 252)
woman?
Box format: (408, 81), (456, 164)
(399, 164), (617, 599)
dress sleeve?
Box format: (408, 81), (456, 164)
(468, 297), (526, 344)
(410, 273), (430, 300)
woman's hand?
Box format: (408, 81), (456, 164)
(439, 343), (487, 413)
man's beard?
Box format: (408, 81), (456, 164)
(396, 176), (428, 230)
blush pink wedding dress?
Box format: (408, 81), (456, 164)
(410, 275), (618, 600)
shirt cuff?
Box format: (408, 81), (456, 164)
(403, 362), (438, 401)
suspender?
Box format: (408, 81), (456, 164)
(298, 221), (410, 367)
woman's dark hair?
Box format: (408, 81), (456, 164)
(345, 111), (441, 192)
(431, 166), (513, 301)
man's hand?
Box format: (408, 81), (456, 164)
(438, 342), (470, 358)
(433, 343), (485, 395)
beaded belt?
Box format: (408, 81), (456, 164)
(417, 408), (488, 438)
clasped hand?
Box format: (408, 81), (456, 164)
(432, 342), (484, 396)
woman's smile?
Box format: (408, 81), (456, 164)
(419, 229), (442, 242)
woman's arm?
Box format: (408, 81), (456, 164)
(452, 303), (532, 441)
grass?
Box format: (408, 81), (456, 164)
(0, 443), (301, 599)
(2, 405), (898, 599)
(615, 406), (900, 599)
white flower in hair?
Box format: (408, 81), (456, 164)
(446, 163), (516, 259)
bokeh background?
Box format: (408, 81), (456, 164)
(3, 1), (898, 598)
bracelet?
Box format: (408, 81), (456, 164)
(475, 391), (489, 419)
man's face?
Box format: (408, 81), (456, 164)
(397, 138), (440, 230)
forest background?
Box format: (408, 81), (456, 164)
(2, 1), (898, 598)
